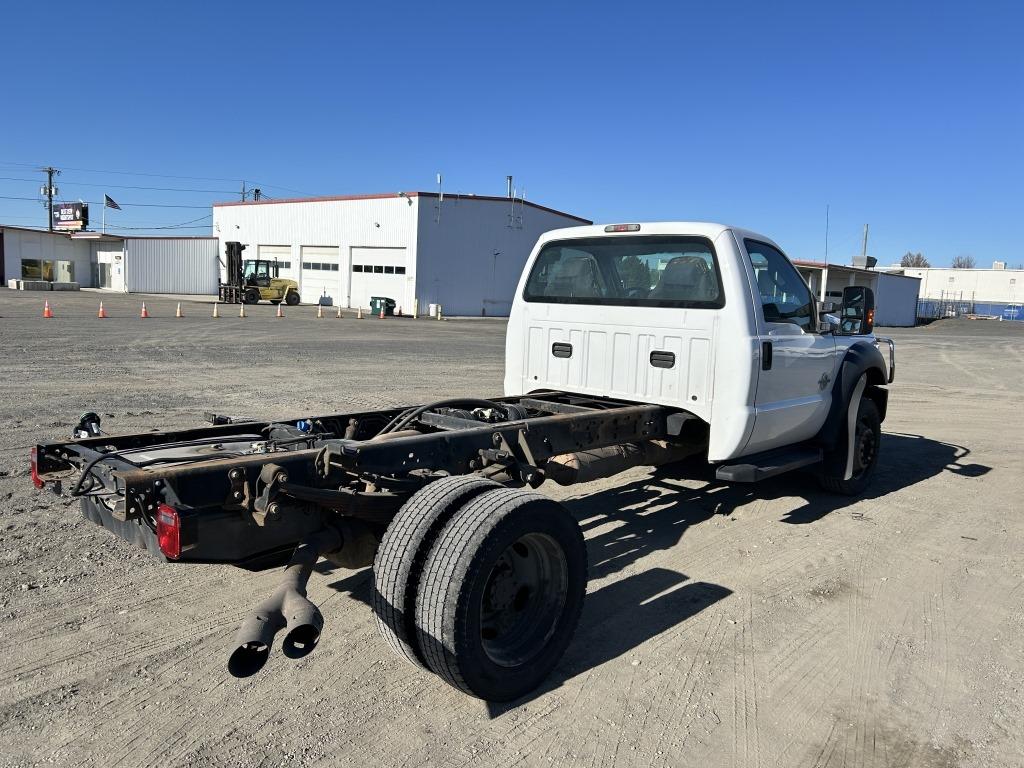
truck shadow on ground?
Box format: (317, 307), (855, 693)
(322, 432), (985, 716)
(570, 431), (989, 581)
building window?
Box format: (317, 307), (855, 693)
(21, 259), (43, 280)
(373, 265), (384, 273)
(384, 266), (395, 274)
(395, 266), (406, 275)
(279, 261), (291, 270)
(353, 265), (363, 272)
(330, 263), (339, 271)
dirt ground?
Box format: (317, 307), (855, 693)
(0, 289), (1021, 768)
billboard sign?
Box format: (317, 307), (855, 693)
(53, 202), (89, 231)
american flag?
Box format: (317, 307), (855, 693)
(104, 194), (121, 210)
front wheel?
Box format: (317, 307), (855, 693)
(819, 396), (881, 495)
(285, 290), (300, 306)
(242, 288), (261, 305)
(414, 488), (587, 701)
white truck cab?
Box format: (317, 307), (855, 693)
(505, 222), (894, 486)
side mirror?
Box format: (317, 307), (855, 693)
(816, 300), (839, 333)
(840, 286), (875, 335)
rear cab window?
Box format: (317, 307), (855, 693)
(524, 236), (724, 308)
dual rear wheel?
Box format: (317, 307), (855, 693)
(372, 476), (587, 701)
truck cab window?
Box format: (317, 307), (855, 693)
(524, 236), (723, 308)
(745, 240), (814, 331)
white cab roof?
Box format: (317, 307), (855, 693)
(536, 222), (781, 251)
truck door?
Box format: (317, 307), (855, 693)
(741, 238), (838, 455)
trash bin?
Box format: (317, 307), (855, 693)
(369, 296), (396, 316)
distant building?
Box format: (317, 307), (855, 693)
(1, 225), (219, 294)
(212, 192), (590, 315)
(793, 260), (921, 327)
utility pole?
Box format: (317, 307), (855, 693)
(41, 166), (60, 231)
(824, 204), (830, 264)
(240, 180), (247, 202)
(861, 223), (870, 257)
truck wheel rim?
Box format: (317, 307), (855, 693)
(852, 417), (877, 478)
(479, 532), (568, 668)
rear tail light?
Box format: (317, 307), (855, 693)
(30, 447), (44, 489)
(156, 504), (181, 559)
(604, 223), (641, 232)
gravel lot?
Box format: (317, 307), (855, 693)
(1, 289), (1022, 768)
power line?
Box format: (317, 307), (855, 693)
(102, 215), (212, 231)
(0, 159), (243, 183)
(0, 175), (236, 194)
(0, 194), (209, 209)
(0, 159), (308, 194)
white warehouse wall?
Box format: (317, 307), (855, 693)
(902, 267), (1023, 303)
(414, 195), (590, 316)
(124, 237), (219, 294)
(212, 196), (420, 309)
(2, 227), (93, 286)
(874, 273), (920, 326)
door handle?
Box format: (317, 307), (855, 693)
(552, 342), (572, 358)
(761, 341), (773, 371)
(650, 350), (676, 369)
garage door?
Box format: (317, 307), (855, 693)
(300, 246), (341, 304)
(349, 247), (409, 311)
(256, 246), (295, 282)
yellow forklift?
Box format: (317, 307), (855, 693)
(219, 241), (300, 305)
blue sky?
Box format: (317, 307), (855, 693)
(1, 1), (1020, 266)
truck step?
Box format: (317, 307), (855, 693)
(715, 445), (822, 483)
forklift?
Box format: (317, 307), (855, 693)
(219, 241), (301, 305)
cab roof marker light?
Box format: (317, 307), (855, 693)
(604, 224), (641, 233)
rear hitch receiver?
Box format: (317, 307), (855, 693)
(227, 528), (342, 678)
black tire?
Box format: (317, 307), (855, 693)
(243, 288), (260, 305)
(819, 396), (881, 495)
(270, 299), (282, 305)
(285, 291), (300, 306)
(372, 475), (501, 668)
(415, 488), (587, 701)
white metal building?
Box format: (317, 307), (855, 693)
(1, 225), (219, 294)
(898, 266), (1022, 304)
(794, 259), (921, 327)
(211, 192), (591, 315)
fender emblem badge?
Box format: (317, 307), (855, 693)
(818, 372), (831, 390)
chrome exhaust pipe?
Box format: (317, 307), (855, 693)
(228, 528), (342, 678)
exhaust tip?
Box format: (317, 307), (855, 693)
(282, 623), (321, 659)
(228, 641), (271, 678)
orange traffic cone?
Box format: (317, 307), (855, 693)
(97, 302), (108, 319)
(239, 304), (246, 318)
(212, 302), (220, 318)
(140, 302), (150, 319)
(379, 306), (385, 319)
(336, 306), (342, 318)
(397, 306), (403, 317)
(175, 302), (183, 318)
(316, 304), (323, 319)
(276, 303), (285, 318)
(356, 307), (363, 320)
(42, 300), (54, 318)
